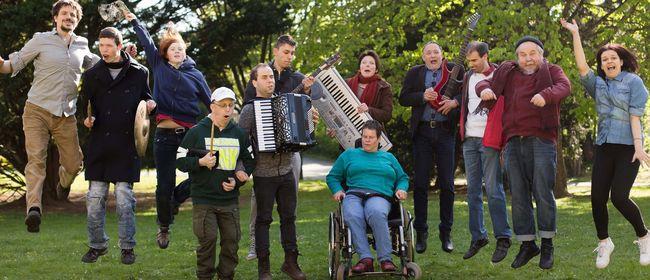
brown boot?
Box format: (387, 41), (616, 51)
(281, 250), (307, 280)
(258, 252), (272, 280)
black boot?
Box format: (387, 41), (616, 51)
(281, 250), (307, 280)
(492, 238), (511, 263)
(511, 241), (540, 269)
(440, 232), (454, 253)
(463, 238), (488, 259)
(539, 238), (554, 269)
(25, 207), (41, 233)
(416, 231), (428, 253)
(258, 252), (272, 280)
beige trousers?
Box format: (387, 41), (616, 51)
(22, 102), (82, 213)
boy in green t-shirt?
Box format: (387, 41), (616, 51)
(176, 87), (255, 280)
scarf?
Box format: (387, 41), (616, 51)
(346, 72), (381, 106)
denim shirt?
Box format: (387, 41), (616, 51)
(580, 70), (648, 145)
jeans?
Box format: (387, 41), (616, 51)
(253, 172), (298, 254)
(463, 137), (512, 241)
(413, 124), (455, 234)
(86, 181), (136, 249)
(342, 194), (392, 262)
(192, 204), (240, 280)
(154, 128), (192, 227)
(504, 136), (557, 241)
(592, 144), (648, 239)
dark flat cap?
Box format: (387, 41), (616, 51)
(515, 36), (544, 50)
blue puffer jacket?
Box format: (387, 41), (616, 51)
(131, 19), (211, 125)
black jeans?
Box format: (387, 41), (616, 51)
(153, 128), (192, 227)
(592, 144), (648, 239)
(254, 172), (298, 254)
(412, 123), (456, 234)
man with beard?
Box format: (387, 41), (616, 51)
(0, 0), (99, 233)
(476, 36), (571, 269)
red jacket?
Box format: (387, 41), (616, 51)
(458, 64), (505, 149)
(475, 61), (571, 143)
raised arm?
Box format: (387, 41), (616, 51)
(123, 11), (160, 67)
(560, 19), (590, 77)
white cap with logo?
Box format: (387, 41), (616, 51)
(211, 87), (236, 102)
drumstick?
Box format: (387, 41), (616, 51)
(209, 121), (215, 170)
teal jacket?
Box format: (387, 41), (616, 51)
(176, 116), (255, 206)
(326, 148), (409, 198)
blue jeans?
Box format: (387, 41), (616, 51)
(154, 129), (191, 227)
(462, 137), (512, 241)
(342, 194), (392, 262)
(413, 124), (455, 234)
(86, 181), (136, 249)
(504, 136), (557, 241)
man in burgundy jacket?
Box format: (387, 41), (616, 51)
(476, 36), (570, 270)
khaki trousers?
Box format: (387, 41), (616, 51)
(22, 102), (82, 213)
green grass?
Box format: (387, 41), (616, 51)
(2, 179), (650, 279)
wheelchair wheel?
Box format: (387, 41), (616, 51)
(329, 212), (341, 279)
(405, 262), (422, 279)
(336, 263), (349, 280)
(402, 209), (415, 262)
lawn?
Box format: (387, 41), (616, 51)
(1, 176), (650, 279)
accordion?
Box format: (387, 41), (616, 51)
(312, 67), (393, 151)
(253, 93), (317, 153)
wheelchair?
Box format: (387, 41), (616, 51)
(328, 196), (422, 279)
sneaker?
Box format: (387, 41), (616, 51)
(463, 238), (489, 259)
(594, 238), (615, 269)
(634, 234), (650, 266)
(157, 227), (170, 249)
(511, 241), (540, 269)
(81, 247), (108, 263)
(246, 240), (257, 261)
(121, 249), (136, 265)
(492, 238), (511, 263)
(25, 207), (41, 233)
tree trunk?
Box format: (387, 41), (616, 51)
(555, 130), (571, 198)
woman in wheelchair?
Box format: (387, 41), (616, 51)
(326, 120), (409, 273)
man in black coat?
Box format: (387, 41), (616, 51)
(399, 41), (464, 255)
(79, 27), (155, 265)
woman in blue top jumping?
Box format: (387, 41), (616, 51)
(123, 10), (212, 249)
(326, 120), (409, 273)
(562, 18), (650, 269)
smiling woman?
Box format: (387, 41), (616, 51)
(562, 18), (650, 269)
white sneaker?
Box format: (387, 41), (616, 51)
(634, 234), (650, 266)
(245, 240), (257, 261)
(594, 238), (615, 269)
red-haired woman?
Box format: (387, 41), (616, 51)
(124, 11), (212, 249)
(562, 19), (650, 269)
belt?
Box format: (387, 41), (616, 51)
(157, 127), (187, 135)
(420, 120), (444, 129)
